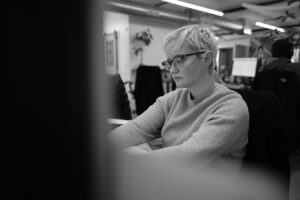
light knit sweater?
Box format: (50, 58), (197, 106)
(111, 82), (249, 169)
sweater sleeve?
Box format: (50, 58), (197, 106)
(110, 98), (167, 149)
(139, 98), (249, 165)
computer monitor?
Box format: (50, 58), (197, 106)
(231, 58), (257, 77)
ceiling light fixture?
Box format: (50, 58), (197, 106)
(243, 28), (252, 35)
(162, 0), (224, 17)
(255, 22), (285, 32)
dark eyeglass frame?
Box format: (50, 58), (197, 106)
(161, 51), (206, 71)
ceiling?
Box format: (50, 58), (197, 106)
(107, 0), (300, 37)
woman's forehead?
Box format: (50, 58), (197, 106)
(165, 42), (192, 58)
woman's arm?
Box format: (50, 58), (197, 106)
(110, 98), (166, 149)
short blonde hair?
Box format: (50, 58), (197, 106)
(163, 24), (218, 72)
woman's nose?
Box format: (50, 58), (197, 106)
(169, 63), (179, 74)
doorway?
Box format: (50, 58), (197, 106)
(218, 48), (233, 83)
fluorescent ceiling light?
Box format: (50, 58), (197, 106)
(243, 28), (252, 35)
(162, 0), (224, 16)
(255, 22), (285, 32)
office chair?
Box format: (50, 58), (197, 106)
(253, 69), (300, 154)
(234, 89), (290, 199)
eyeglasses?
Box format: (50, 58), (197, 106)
(161, 51), (206, 71)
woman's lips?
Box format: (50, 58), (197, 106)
(173, 77), (182, 80)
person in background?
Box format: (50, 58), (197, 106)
(110, 24), (249, 172)
(255, 45), (267, 73)
(107, 73), (132, 120)
(260, 38), (300, 85)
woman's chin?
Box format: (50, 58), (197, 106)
(173, 78), (182, 85)
(175, 82), (185, 88)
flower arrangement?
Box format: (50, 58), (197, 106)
(133, 29), (153, 56)
(255, 0), (300, 58)
(261, 0), (300, 44)
(273, 0), (299, 22)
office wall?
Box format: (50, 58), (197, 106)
(103, 11), (179, 81)
(129, 15), (180, 71)
(103, 11), (130, 81)
(218, 37), (251, 58)
(103, 11), (252, 81)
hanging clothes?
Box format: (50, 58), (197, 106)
(134, 65), (164, 115)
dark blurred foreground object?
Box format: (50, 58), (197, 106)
(115, 152), (287, 200)
(134, 65), (164, 115)
(253, 70), (300, 154)
(107, 73), (132, 120)
(234, 89), (290, 199)
(7, 1), (106, 200)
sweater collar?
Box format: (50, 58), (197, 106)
(189, 81), (217, 104)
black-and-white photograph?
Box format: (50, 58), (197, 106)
(104, 31), (118, 74)
(8, 0), (300, 200)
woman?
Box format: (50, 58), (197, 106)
(110, 24), (249, 171)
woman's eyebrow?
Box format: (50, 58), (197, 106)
(168, 54), (183, 60)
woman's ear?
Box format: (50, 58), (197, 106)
(203, 52), (214, 74)
(204, 52), (213, 64)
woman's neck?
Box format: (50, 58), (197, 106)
(189, 77), (215, 101)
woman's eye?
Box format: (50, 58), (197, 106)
(173, 58), (182, 63)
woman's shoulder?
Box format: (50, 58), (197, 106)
(215, 82), (240, 96)
(159, 88), (188, 99)
(214, 83), (248, 107)
(157, 88), (189, 107)
(207, 84), (249, 122)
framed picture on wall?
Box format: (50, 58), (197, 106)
(104, 31), (118, 74)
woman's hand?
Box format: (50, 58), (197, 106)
(123, 146), (148, 154)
